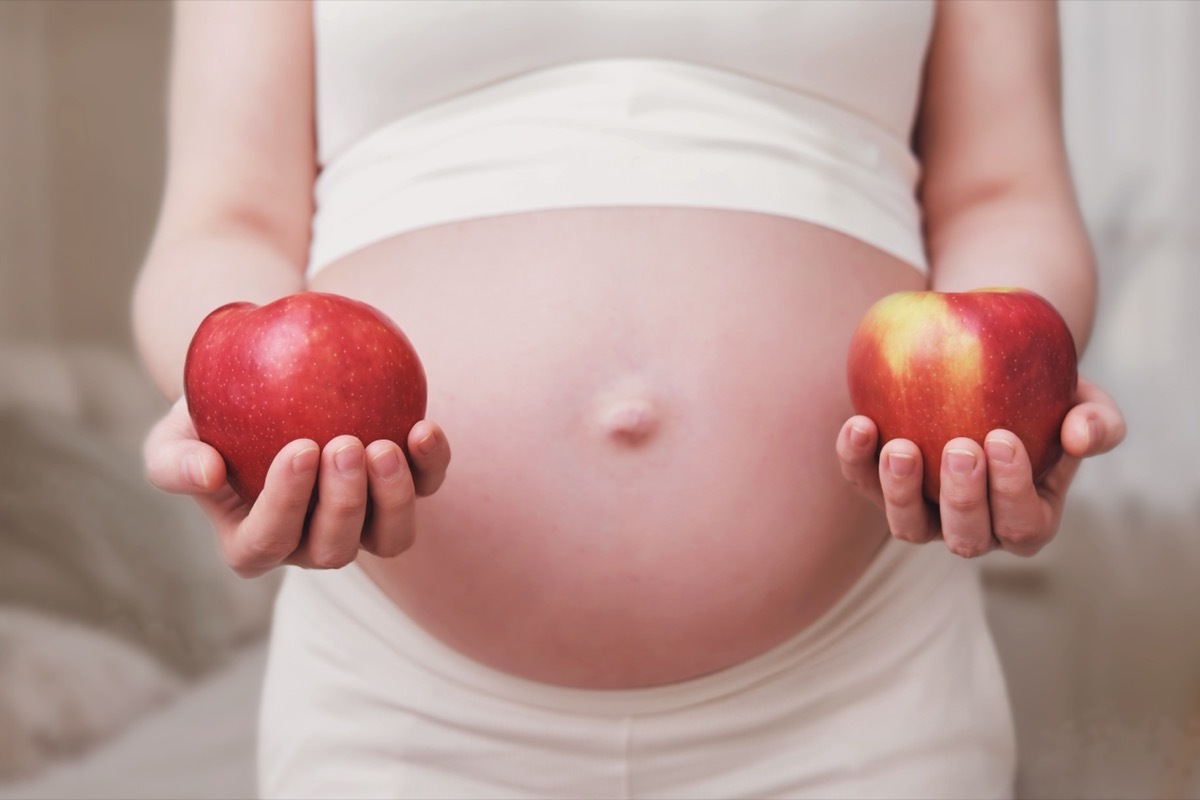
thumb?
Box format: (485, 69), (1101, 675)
(143, 397), (227, 494)
(1062, 377), (1126, 459)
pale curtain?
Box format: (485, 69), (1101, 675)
(1060, 0), (1200, 511)
(986, 7), (1200, 796)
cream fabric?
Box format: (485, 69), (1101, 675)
(308, 1), (933, 274)
(259, 541), (1015, 799)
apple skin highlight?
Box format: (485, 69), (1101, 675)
(847, 288), (1077, 502)
(184, 292), (427, 504)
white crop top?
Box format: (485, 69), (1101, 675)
(309, 0), (935, 276)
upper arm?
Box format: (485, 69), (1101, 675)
(155, 0), (316, 265)
(915, 0), (1084, 251)
(913, 0), (1095, 346)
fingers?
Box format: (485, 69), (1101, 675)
(220, 439), (320, 578)
(360, 440), (418, 557)
(353, 420), (451, 560)
(290, 431), (430, 566)
(290, 435), (370, 570)
(879, 439), (938, 545)
(143, 397), (226, 494)
(147, 406), (450, 577)
(982, 431), (1055, 557)
(837, 417), (939, 545)
(930, 438), (995, 558)
(837, 416), (882, 500)
(838, 378), (1123, 563)
(407, 420), (451, 496)
(1061, 377), (1127, 459)
(840, 417), (1052, 558)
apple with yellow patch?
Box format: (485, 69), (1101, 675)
(846, 288), (1078, 502)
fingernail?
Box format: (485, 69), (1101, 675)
(291, 447), (319, 476)
(850, 423), (871, 449)
(1086, 417), (1100, 451)
(417, 431), (438, 457)
(185, 454), (208, 488)
(985, 436), (1015, 465)
(947, 448), (977, 476)
(370, 448), (401, 481)
(887, 452), (916, 479)
(335, 445), (364, 477)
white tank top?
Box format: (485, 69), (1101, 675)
(309, 0), (935, 276)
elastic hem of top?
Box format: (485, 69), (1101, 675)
(306, 59), (928, 278)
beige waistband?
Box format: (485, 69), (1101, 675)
(281, 536), (971, 717)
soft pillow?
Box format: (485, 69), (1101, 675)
(0, 404), (278, 677)
(0, 344), (279, 780)
(0, 607), (183, 780)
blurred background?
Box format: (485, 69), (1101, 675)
(0, 1), (1197, 798)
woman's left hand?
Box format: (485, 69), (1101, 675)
(836, 377), (1126, 558)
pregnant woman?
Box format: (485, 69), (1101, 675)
(134, 2), (1123, 798)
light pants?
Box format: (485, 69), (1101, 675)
(258, 539), (1015, 799)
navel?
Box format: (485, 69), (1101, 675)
(593, 382), (662, 446)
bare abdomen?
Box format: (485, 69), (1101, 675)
(308, 207), (926, 688)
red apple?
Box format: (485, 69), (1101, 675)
(846, 288), (1077, 502)
(183, 292), (427, 504)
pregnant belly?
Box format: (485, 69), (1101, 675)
(308, 207), (927, 688)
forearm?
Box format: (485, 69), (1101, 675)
(914, 1), (1095, 357)
(133, 230), (306, 401)
(925, 190), (1097, 357)
(135, 1), (316, 402)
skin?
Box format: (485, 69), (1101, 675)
(135, 0), (1123, 686)
(837, 0), (1126, 559)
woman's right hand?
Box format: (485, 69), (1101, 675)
(143, 398), (451, 578)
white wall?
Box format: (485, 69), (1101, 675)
(0, 2), (57, 342)
(0, 0), (169, 349)
(1060, 0), (1200, 513)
